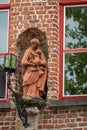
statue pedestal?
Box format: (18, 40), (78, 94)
(22, 107), (40, 130)
(16, 97), (46, 130)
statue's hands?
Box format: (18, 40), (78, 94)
(28, 61), (35, 66)
(31, 59), (40, 66)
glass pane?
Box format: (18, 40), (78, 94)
(0, 0), (9, 3)
(65, 6), (87, 49)
(64, 52), (87, 95)
(0, 10), (8, 52)
(0, 57), (6, 98)
(0, 56), (4, 66)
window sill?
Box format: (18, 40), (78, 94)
(50, 98), (87, 108)
(0, 101), (11, 109)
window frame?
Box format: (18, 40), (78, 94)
(59, 0), (87, 99)
(0, 2), (10, 102)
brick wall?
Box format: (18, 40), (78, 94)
(0, 108), (16, 130)
(38, 106), (87, 130)
(0, 0), (87, 130)
(9, 0), (59, 99)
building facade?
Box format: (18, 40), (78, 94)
(0, 0), (87, 130)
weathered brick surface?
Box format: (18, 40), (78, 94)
(1, 0), (87, 130)
(9, 0), (59, 99)
(0, 109), (16, 130)
(38, 106), (87, 130)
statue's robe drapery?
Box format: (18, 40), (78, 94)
(21, 47), (47, 97)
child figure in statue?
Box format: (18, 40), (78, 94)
(21, 38), (47, 98)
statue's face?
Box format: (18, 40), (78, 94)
(31, 42), (39, 49)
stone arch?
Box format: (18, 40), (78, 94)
(16, 27), (48, 100)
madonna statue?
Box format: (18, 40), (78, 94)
(21, 38), (47, 98)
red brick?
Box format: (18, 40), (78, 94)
(55, 124), (66, 128)
(73, 128), (82, 130)
(43, 124), (54, 129)
(2, 127), (9, 130)
(79, 122), (87, 126)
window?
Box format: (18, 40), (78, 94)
(0, 0), (10, 101)
(59, 0), (87, 99)
(0, 0), (9, 4)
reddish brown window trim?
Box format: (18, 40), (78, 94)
(60, 0), (87, 5)
(59, 0), (87, 100)
(0, 3), (10, 102)
(0, 4), (10, 9)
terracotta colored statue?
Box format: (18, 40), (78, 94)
(21, 38), (47, 98)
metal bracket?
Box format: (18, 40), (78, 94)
(7, 72), (29, 128)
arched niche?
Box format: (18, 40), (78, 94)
(16, 27), (48, 100)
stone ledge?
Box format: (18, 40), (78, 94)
(0, 101), (11, 109)
(50, 98), (87, 108)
